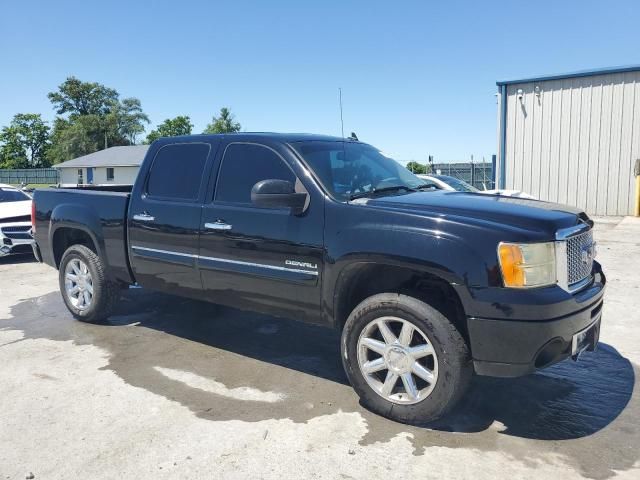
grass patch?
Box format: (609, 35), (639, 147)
(6, 183), (54, 189)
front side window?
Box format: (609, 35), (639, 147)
(291, 141), (425, 201)
(215, 143), (296, 204)
(146, 143), (210, 200)
(106, 167), (115, 181)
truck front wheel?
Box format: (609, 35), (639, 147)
(341, 293), (471, 424)
(58, 244), (119, 323)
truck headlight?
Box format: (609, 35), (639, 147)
(498, 242), (556, 288)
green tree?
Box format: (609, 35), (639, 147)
(0, 113), (51, 168)
(203, 107), (241, 134)
(145, 116), (193, 144)
(48, 76), (118, 117)
(106, 98), (150, 144)
(47, 117), (101, 164)
(46, 77), (149, 163)
(406, 161), (427, 174)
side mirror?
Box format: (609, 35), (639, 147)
(251, 179), (308, 215)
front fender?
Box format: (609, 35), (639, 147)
(328, 223), (495, 285)
(324, 230), (494, 326)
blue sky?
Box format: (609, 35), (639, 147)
(1, 0), (639, 162)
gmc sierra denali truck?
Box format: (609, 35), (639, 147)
(32, 133), (605, 424)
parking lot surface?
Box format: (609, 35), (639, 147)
(1, 217), (639, 479)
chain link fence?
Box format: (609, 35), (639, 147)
(431, 163), (494, 190)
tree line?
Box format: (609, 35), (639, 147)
(0, 77), (241, 169)
(405, 161), (432, 174)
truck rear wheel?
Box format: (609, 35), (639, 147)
(58, 244), (119, 323)
(341, 293), (471, 424)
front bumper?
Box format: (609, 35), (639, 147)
(466, 267), (606, 377)
(0, 222), (35, 257)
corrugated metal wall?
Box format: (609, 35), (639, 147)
(499, 71), (640, 216)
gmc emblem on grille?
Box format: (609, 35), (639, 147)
(581, 242), (595, 265)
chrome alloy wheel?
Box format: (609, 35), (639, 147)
(357, 316), (438, 405)
(64, 258), (94, 310)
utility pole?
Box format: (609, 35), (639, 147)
(339, 88), (344, 138)
(470, 154), (475, 187)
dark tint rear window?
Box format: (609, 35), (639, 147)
(147, 143), (210, 200)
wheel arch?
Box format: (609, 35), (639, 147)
(49, 203), (106, 270)
(332, 260), (469, 343)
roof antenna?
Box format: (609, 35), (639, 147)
(339, 87), (345, 138)
(349, 132), (359, 141)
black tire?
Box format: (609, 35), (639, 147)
(58, 244), (119, 323)
(341, 293), (472, 424)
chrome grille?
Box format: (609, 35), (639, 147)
(1, 225), (32, 240)
(566, 229), (594, 285)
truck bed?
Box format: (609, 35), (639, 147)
(33, 187), (134, 284)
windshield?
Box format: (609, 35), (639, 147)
(0, 188), (30, 203)
(291, 141), (426, 201)
(436, 175), (479, 193)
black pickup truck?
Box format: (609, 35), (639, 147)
(32, 133), (605, 423)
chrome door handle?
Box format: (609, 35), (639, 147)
(133, 213), (155, 222)
(204, 221), (232, 231)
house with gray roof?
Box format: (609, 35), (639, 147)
(54, 145), (149, 185)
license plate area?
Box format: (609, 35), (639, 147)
(571, 316), (601, 360)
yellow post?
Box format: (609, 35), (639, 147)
(636, 160), (640, 217)
(636, 175), (640, 217)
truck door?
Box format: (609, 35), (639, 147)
(127, 141), (218, 295)
(199, 141), (325, 324)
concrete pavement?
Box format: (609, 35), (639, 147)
(1, 217), (639, 479)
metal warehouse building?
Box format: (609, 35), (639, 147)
(496, 65), (640, 216)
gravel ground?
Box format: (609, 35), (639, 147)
(1, 217), (639, 479)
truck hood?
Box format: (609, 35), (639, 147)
(0, 200), (31, 222)
(362, 191), (585, 234)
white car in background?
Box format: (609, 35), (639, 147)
(417, 174), (536, 199)
(0, 184), (35, 258)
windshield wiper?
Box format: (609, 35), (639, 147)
(349, 185), (416, 201)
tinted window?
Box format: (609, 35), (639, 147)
(215, 143), (295, 204)
(147, 143), (210, 200)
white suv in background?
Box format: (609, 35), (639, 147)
(417, 174), (536, 199)
(0, 184), (35, 258)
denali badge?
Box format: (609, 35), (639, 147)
(285, 260), (318, 269)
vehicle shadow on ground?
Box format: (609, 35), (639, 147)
(7, 288), (639, 479)
(0, 253), (36, 265)
(107, 289), (636, 439)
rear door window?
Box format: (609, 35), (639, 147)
(215, 143), (295, 205)
(146, 143), (210, 200)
